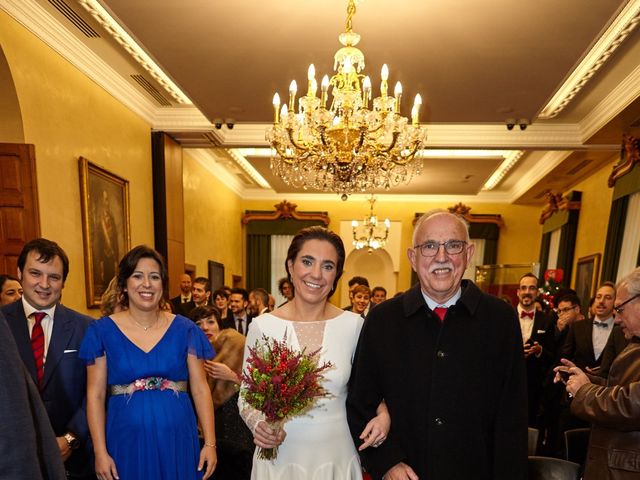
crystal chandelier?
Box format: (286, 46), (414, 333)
(267, 0), (426, 200)
(352, 195), (390, 253)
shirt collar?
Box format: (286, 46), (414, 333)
(22, 296), (56, 321)
(421, 287), (462, 310)
(594, 315), (614, 325)
(517, 305), (536, 317)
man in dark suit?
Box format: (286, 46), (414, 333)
(169, 273), (192, 316)
(517, 272), (555, 427)
(0, 309), (66, 480)
(224, 287), (253, 334)
(1, 238), (94, 479)
(347, 210), (527, 480)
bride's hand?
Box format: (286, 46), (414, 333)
(359, 401), (390, 451)
(254, 421), (286, 448)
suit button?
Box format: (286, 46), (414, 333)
(434, 417), (444, 426)
(436, 350), (446, 359)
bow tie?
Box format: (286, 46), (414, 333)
(594, 321), (609, 328)
(520, 311), (534, 319)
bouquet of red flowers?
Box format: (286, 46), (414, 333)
(240, 333), (333, 460)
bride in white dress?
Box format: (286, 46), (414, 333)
(239, 227), (389, 480)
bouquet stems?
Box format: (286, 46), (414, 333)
(257, 420), (284, 461)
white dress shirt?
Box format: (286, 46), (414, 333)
(592, 315), (614, 360)
(517, 306), (535, 345)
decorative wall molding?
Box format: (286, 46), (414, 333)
(241, 200), (330, 226)
(608, 134), (640, 187)
(539, 0), (640, 119)
(447, 203), (505, 227)
(539, 191), (582, 224)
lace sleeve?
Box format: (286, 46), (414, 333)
(238, 319), (266, 435)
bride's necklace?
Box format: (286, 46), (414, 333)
(130, 311), (160, 332)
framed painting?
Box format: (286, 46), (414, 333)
(575, 254), (601, 312)
(79, 157), (131, 308)
(208, 260), (225, 292)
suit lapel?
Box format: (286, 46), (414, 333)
(3, 301), (38, 383)
(42, 305), (73, 389)
(586, 321), (596, 362)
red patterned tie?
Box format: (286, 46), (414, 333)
(434, 307), (448, 322)
(31, 312), (46, 390)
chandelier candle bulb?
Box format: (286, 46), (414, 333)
(362, 76), (371, 107)
(289, 80), (297, 112)
(307, 64), (316, 96)
(394, 82), (402, 113)
(381, 64), (389, 97)
(280, 104), (288, 121)
(273, 93), (281, 124)
(321, 75), (329, 106)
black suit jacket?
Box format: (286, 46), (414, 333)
(222, 313), (253, 334)
(170, 295), (193, 317)
(347, 281), (527, 480)
(522, 310), (555, 423)
(0, 310), (67, 480)
(1, 300), (93, 478)
(561, 319), (628, 372)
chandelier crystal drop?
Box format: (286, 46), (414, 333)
(267, 0), (426, 200)
(352, 195), (390, 253)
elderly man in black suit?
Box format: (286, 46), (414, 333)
(1, 238), (94, 479)
(347, 210), (527, 480)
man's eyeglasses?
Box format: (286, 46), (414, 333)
(613, 293), (640, 315)
(414, 240), (467, 257)
(557, 305), (578, 315)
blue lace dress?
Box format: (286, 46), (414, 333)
(79, 314), (214, 480)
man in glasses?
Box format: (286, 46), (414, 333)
(347, 210), (527, 480)
(556, 267), (640, 480)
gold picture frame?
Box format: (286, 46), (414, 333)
(575, 253), (601, 312)
(79, 157), (131, 308)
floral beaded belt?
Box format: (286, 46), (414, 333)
(109, 377), (188, 396)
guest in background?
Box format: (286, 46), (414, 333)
(370, 286), (387, 307)
(277, 277), (294, 306)
(0, 274), (22, 305)
(228, 288), (252, 335)
(193, 305), (253, 480)
(170, 273), (193, 316)
(99, 277), (124, 317)
(82, 245), (216, 480)
(343, 276), (369, 311)
(556, 267), (640, 480)
(352, 285), (371, 318)
(248, 288), (270, 317)
(212, 289), (233, 325)
(268, 294), (276, 312)
(517, 273), (555, 427)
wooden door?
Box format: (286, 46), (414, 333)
(0, 143), (40, 275)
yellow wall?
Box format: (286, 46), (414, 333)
(0, 12), (154, 316)
(241, 198), (543, 302)
(183, 152), (244, 286)
(569, 157), (618, 288)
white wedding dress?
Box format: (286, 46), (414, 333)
(239, 311), (364, 480)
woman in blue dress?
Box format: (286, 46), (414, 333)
(82, 246), (217, 480)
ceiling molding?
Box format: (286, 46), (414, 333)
(579, 62), (640, 141)
(186, 148), (246, 196)
(539, 0), (640, 119)
(77, 0), (192, 105)
(506, 150), (573, 202)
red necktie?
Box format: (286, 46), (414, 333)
(31, 312), (46, 390)
(434, 307), (448, 322)
(520, 311), (534, 319)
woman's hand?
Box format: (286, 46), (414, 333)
(253, 420), (286, 448)
(198, 445), (217, 479)
(203, 360), (240, 383)
(359, 401), (391, 451)
(95, 452), (119, 480)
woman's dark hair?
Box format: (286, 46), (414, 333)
(284, 226), (345, 298)
(190, 305), (222, 329)
(117, 245), (168, 309)
(212, 288), (229, 301)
